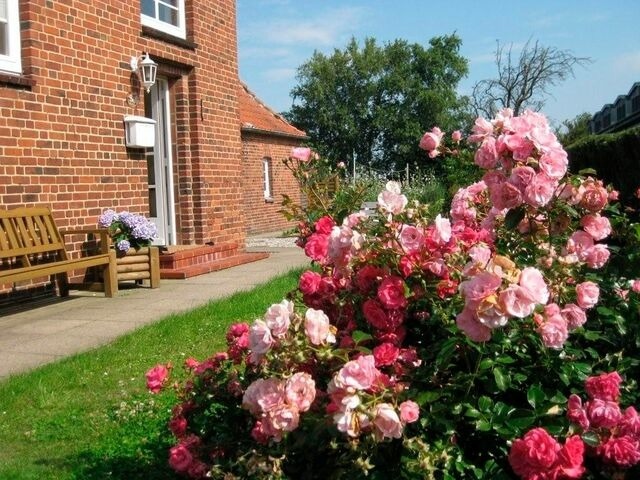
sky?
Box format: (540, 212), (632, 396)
(237, 0), (640, 128)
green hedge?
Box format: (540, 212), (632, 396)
(566, 126), (640, 200)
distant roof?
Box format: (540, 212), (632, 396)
(238, 82), (307, 139)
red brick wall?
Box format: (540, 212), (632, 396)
(0, 0), (244, 292)
(241, 131), (304, 235)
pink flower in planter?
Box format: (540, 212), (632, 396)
(146, 363), (170, 394)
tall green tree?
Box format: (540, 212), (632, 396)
(557, 112), (592, 147)
(285, 35), (468, 172)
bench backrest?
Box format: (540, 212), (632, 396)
(0, 207), (67, 261)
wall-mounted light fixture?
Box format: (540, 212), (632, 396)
(130, 53), (157, 93)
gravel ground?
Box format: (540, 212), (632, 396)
(246, 236), (298, 248)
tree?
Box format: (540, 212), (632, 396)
(285, 35), (468, 172)
(557, 112), (592, 146)
(471, 39), (591, 117)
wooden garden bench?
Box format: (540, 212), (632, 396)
(0, 207), (118, 297)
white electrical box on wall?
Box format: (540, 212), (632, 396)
(124, 115), (156, 148)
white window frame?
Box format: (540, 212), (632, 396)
(263, 157), (273, 200)
(141, 0), (186, 39)
(0, 0), (22, 74)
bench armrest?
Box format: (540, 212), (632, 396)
(60, 228), (113, 253)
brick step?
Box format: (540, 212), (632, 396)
(159, 251), (269, 279)
(159, 243), (239, 271)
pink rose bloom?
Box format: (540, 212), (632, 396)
(362, 299), (392, 331)
(377, 276), (408, 310)
(502, 133), (533, 160)
(456, 307), (491, 342)
(419, 126), (444, 157)
(619, 406), (640, 437)
(490, 181), (523, 211)
(378, 188), (408, 215)
(566, 230), (595, 261)
(459, 271), (502, 303)
(476, 298), (508, 328)
(468, 116), (494, 142)
(372, 342), (400, 367)
(335, 355), (379, 391)
(538, 149), (568, 179)
(451, 130), (462, 143)
(580, 214), (611, 241)
(242, 377), (285, 415)
(315, 215), (336, 235)
(264, 299), (294, 337)
(285, 372), (316, 412)
(169, 416), (188, 437)
(482, 170), (507, 190)
(598, 435), (640, 468)
(519, 267), (550, 305)
(567, 394), (590, 430)
(609, 189), (619, 201)
(499, 284), (536, 318)
(537, 314), (569, 350)
(145, 364), (170, 394)
(184, 357), (199, 370)
(584, 244), (610, 269)
(304, 232), (329, 263)
(509, 165), (536, 193)
(169, 443), (193, 474)
(373, 403), (403, 439)
(576, 281), (599, 310)
(580, 181), (609, 212)
(585, 371), (622, 401)
(355, 265), (385, 293)
(588, 398), (622, 429)
(561, 304), (587, 330)
(524, 173), (556, 207)
(304, 308), (334, 345)
(434, 214), (452, 244)
(509, 428), (561, 479)
(474, 136), (499, 168)
(248, 319), (274, 363)
(399, 400), (420, 424)
(291, 147), (312, 162)
(557, 436), (586, 479)
(632, 279), (640, 293)
(398, 225), (424, 253)
(299, 270), (322, 295)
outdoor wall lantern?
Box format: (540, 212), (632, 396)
(130, 52), (157, 93)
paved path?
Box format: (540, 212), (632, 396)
(0, 244), (308, 379)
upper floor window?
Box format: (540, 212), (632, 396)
(0, 0), (22, 74)
(141, 0), (186, 39)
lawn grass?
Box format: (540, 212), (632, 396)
(0, 268), (302, 479)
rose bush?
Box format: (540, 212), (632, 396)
(146, 109), (640, 479)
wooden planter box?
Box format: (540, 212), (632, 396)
(115, 246), (160, 288)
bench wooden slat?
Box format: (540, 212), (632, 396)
(0, 207), (118, 298)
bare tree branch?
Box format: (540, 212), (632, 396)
(471, 39), (592, 117)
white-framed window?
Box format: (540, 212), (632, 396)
(0, 0), (22, 74)
(141, 0), (186, 39)
(263, 157), (273, 200)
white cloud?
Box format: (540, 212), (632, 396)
(245, 6), (368, 47)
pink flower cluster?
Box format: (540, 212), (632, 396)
(326, 354), (419, 439)
(567, 372), (640, 469)
(509, 428), (585, 480)
(242, 372), (317, 443)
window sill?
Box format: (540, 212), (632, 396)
(141, 26), (198, 50)
(0, 72), (35, 89)
(264, 197), (275, 204)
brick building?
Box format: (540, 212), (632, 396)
(239, 83), (307, 235)
(0, 1), (305, 289)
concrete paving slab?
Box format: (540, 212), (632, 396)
(0, 245), (309, 379)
